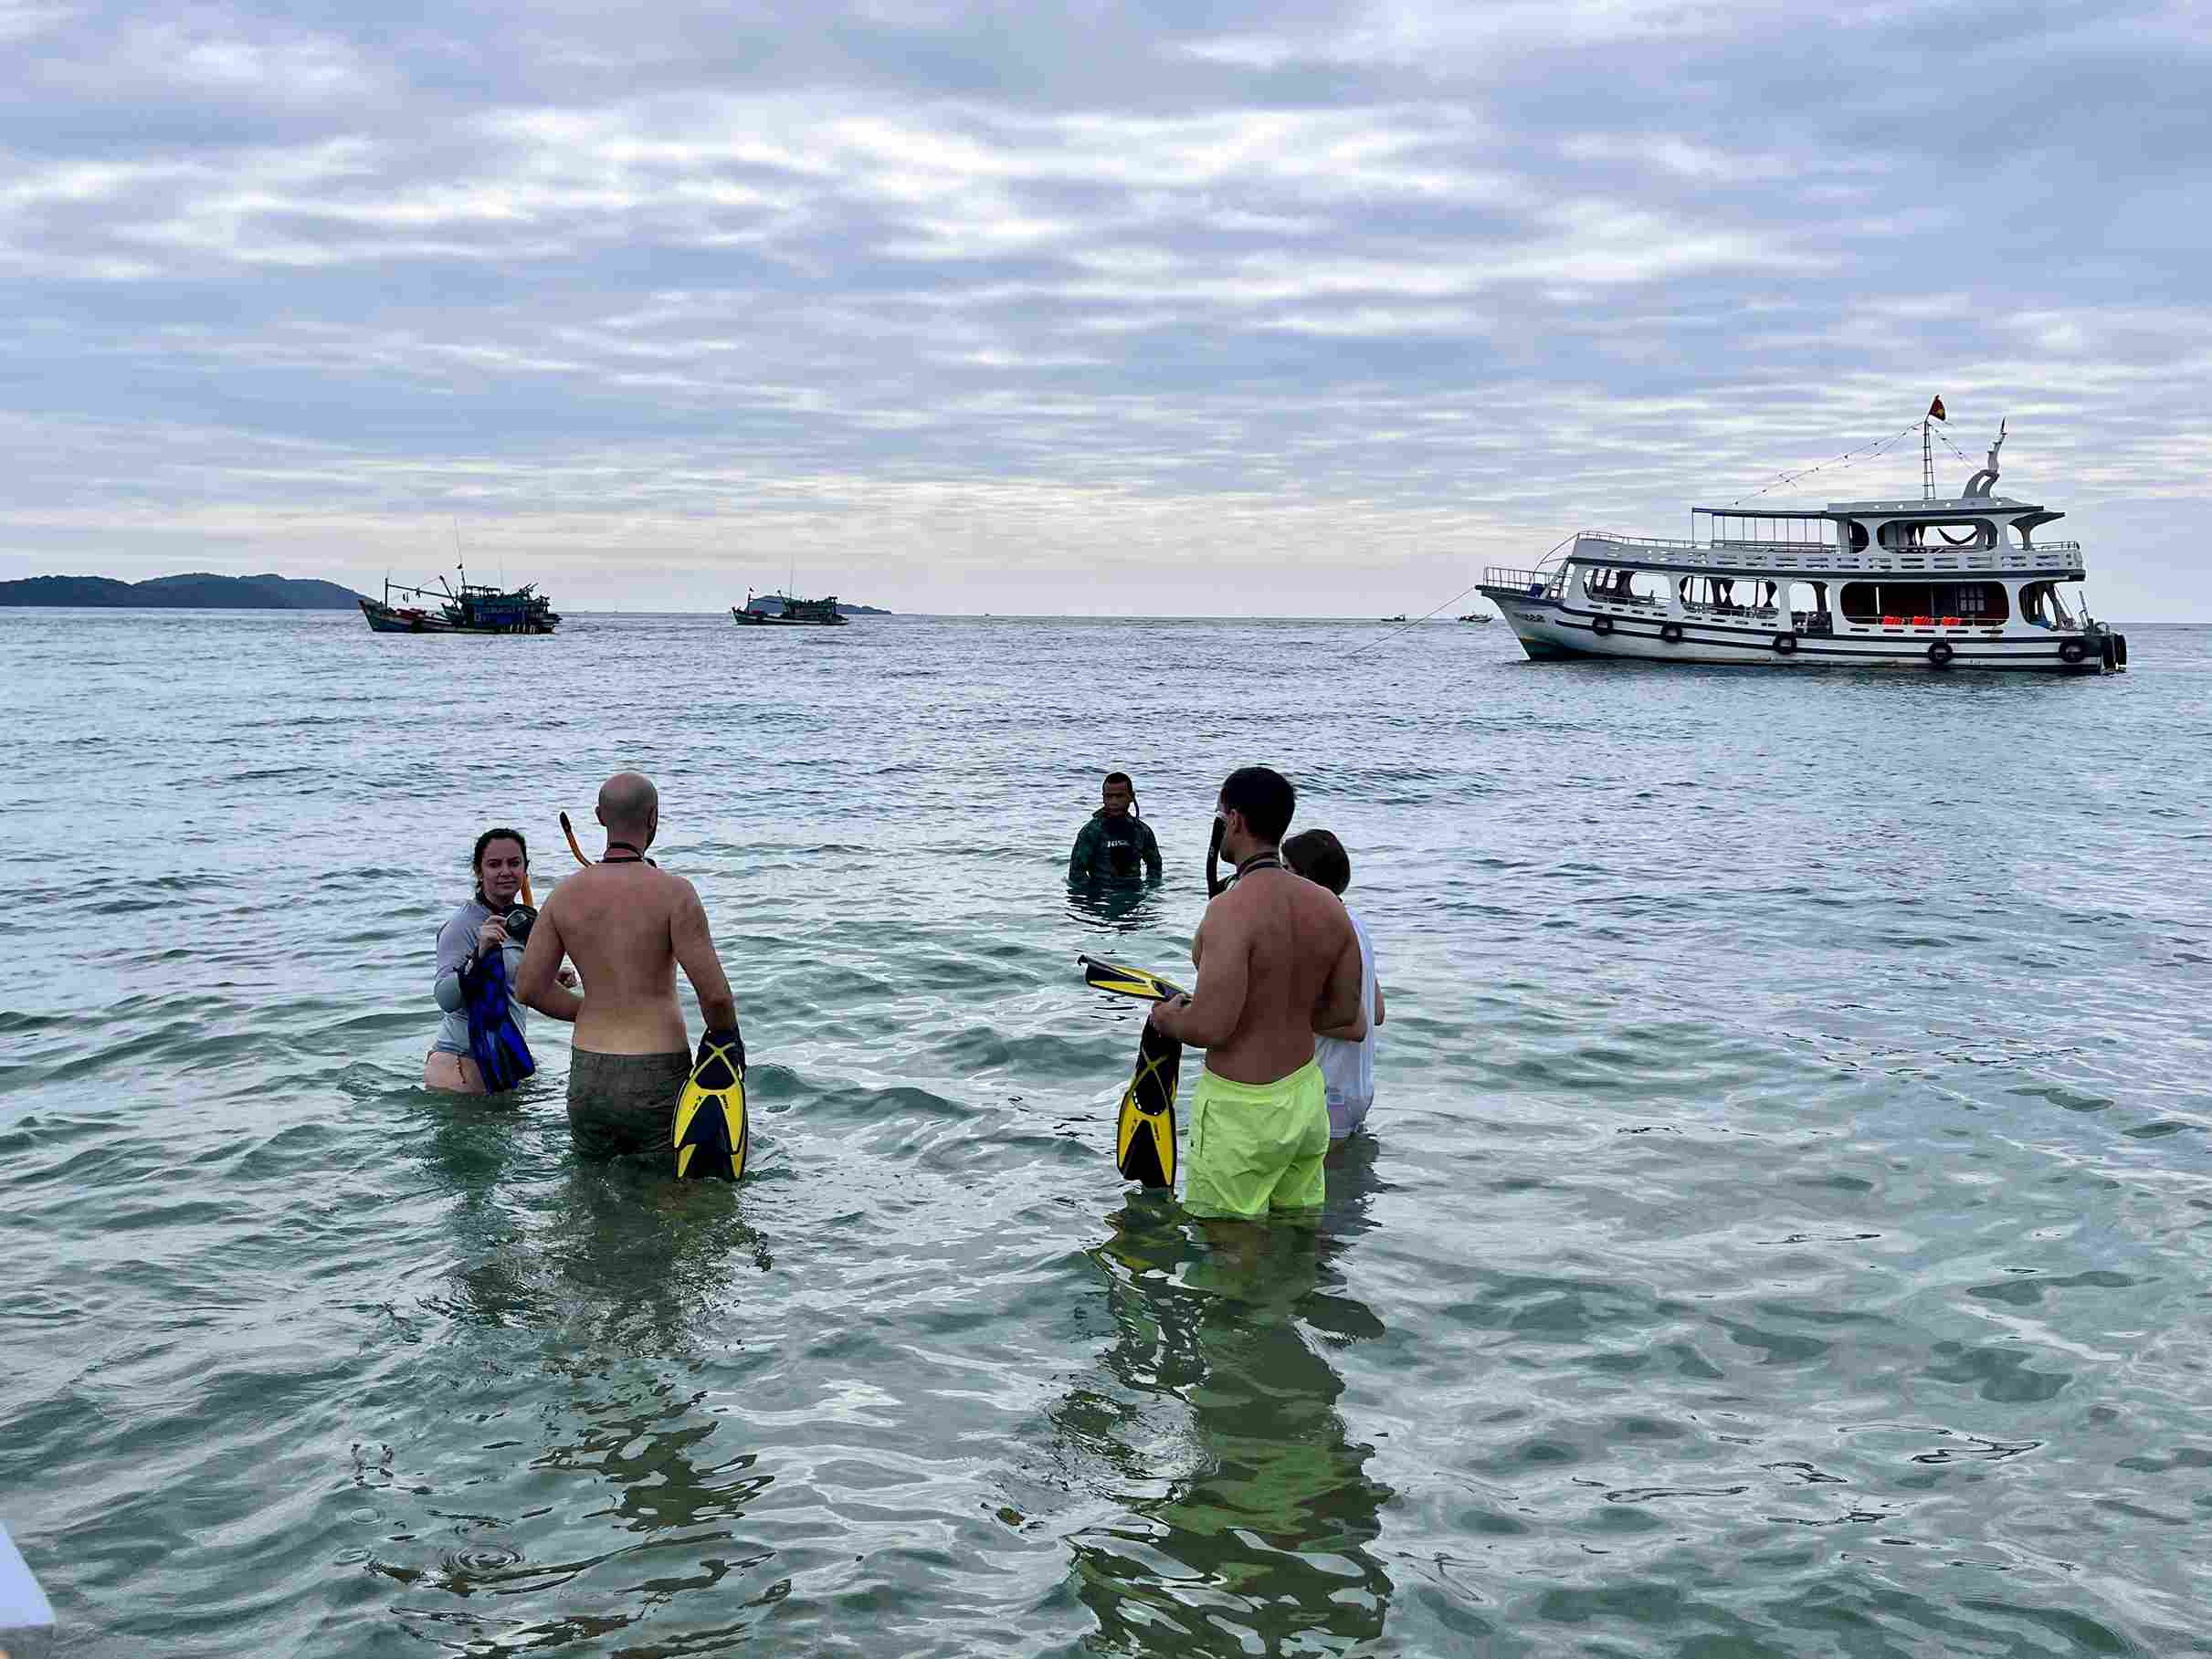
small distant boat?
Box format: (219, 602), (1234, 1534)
(1381, 614), (1408, 623)
(732, 588), (848, 627)
(359, 568), (559, 635)
(1459, 611), (1495, 624)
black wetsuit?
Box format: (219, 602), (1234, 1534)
(1069, 810), (1162, 882)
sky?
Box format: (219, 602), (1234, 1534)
(2, 0), (2206, 617)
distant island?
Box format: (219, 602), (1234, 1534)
(0, 572), (368, 610)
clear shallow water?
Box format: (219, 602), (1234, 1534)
(2, 609), (2207, 1657)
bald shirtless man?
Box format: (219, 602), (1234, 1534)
(515, 772), (741, 1161)
(1146, 766), (1362, 1220)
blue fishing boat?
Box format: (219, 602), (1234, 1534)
(359, 565), (560, 635)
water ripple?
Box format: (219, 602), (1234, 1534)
(1, 613), (2207, 1655)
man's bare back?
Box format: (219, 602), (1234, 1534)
(514, 772), (736, 1055)
(517, 862), (734, 1054)
(1156, 866), (1361, 1084)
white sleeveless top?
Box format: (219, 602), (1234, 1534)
(1315, 908), (1375, 1108)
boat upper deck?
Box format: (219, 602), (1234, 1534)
(1573, 531), (2086, 578)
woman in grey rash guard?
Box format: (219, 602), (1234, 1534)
(425, 827), (573, 1093)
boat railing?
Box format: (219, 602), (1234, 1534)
(1575, 532), (2084, 574)
(1575, 531), (1701, 553)
(1482, 566), (1560, 596)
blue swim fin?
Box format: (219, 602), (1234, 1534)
(460, 950), (536, 1092)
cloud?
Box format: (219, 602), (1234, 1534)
(0, 0), (2204, 614)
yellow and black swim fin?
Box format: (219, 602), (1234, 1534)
(1079, 954), (1184, 1003)
(1113, 1022), (1180, 1190)
(1078, 955), (1185, 1191)
(674, 1027), (748, 1181)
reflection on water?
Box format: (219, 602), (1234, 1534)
(1067, 878), (1171, 933)
(359, 1106), (785, 1654)
(10, 615), (2208, 1656)
(1052, 1142), (1396, 1654)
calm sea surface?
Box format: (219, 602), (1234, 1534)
(3, 610), (2207, 1658)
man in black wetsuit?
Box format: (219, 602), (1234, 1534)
(1068, 772), (1163, 883)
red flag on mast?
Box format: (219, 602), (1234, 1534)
(1928, 396), (1946, 421)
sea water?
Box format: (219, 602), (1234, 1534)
(1, 609), (2207, 1657)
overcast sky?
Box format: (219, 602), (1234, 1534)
(3, 0), (2205, 616)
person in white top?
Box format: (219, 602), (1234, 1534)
(1281, 829), (1384, 1141)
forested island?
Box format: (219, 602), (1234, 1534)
(0, 572), (367, 609)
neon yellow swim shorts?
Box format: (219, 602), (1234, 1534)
(1182, 1060), (1329, 1221)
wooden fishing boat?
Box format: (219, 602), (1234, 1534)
(732, 589), (848, 627)
(359, 571), (559, 635)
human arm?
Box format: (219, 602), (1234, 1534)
(1149, 907), (1248, 1048)
(1142, 821), (1162, 882)
(515, 902), (584, 1022)
(1067, 820), (1099, 883)
(1310, 916), (1362, 1037)
(1372, 977), (1385, 1027)
(435, 909), (504, 1012)
(671, 879), (738, 1032)
(1314, 1007), (1367, 1043)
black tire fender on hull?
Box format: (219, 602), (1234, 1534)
(1590, 614), (1615, 636)
(2059, 638), (2087, 665)
(1660, 622), (1684, 645)
(1773, 633), (1798, 656)
(1927, 641), (1955, 667)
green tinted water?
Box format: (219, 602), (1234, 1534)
(1, 612), (2205, 1655)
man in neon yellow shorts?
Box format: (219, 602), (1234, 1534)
(1146, 767), (1364, 1220)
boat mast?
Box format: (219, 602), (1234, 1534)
(1921, 394), (1946, 501)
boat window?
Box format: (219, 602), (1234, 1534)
(1840, 582), (2010, 623)
(1697, 511), (1837, 550)
(1876, 519), (1995, 551)
(1680, 574), (1781, 614)
(2018, 582), (2074, 629)
(1846, 520), (1870, 551)
(1582, 566), (1655, 604)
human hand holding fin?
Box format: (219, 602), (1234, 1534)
(695, 1024), (747, 1079)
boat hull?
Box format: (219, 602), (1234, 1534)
(359, 598), (555, 635)
(1480, 589), (2117, 672)
(732, 607), (847, 627)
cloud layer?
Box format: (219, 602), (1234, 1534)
(3, 0), (2206, 614)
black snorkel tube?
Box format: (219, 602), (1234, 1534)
(1206, 814), (1225, 898)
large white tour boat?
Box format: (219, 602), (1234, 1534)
(1479, 417), (2127, 673)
